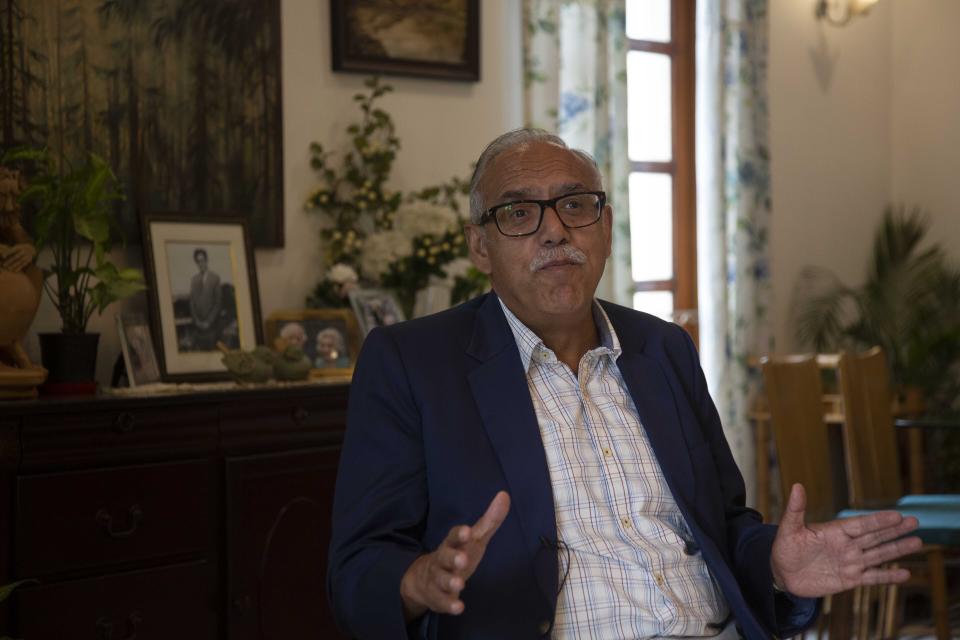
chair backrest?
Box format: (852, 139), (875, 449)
(761, 355), (837, 522)
(837, 348), (904, 508)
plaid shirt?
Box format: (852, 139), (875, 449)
(500, 300), (729, 638)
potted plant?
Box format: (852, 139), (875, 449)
(793, 207), (960, 410)
(2, 148), (145, 391)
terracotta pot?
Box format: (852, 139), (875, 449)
(0, 268), (42, 348)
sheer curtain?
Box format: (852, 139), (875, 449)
(523, 0), (631, 306)
(696, 0), (774, 506)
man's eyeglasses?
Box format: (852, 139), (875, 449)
(478, 191), (606, 237)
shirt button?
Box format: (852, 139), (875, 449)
(621, 516), (631, 529)
(602, 447), (612, 457)
(654, 572), (665, 586)
(538, 620), (551, 635)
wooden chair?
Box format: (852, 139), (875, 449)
(760, 355), (839, 522)
(837, 348), (959, 639)
(761, 355), (843, 638)
(761, 354), (960, 640)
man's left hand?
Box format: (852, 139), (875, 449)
(770, 483), (923, 598)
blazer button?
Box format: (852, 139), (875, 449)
(538, 620), (551, 635)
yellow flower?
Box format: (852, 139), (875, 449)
(358, 201), (367, 209)
(332, 230), (342, 240)
(416, 249), (427, 258)
(441, 242), (451, 251)
(427, 257), (436, 265)
(422, 237), (432, 246)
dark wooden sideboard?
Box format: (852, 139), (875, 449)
(0, 383), (351, 639)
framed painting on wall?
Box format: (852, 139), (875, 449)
(2, 0), (284, 246)
(141, 214), (263, 382)
(330, 0), (480, 82)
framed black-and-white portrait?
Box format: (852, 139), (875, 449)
(142, 214), (262, 381)
(330, 0), (480, 82)
(348, 288), (405, 338)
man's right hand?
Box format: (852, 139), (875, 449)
(399, 491), (511, 621)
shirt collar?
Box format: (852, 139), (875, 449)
(498, 298), (622, 373)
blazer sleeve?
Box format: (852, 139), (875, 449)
(672, 325), (819, 638)
(326, 327), (428, 639)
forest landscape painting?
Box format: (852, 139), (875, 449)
(0, 0), (284, 246)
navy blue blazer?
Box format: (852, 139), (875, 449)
(328, 293), (817, 639)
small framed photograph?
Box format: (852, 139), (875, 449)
(116, 314), (161, 387)
(348, 288), (405, 338)
(264, 309), (361, 378)
(141, 214), (263, 382)
(330, 0), (480, 82)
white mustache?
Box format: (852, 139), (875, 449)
(529, 245), (588, 272)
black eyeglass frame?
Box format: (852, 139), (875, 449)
(478, 190), (607, 237)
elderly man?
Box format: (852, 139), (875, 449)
(328, 129), (921, 639)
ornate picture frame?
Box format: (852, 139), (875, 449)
(330, 0), (480, 82)
(141, 214), (263, 382)
(264, 309), (361, 379)
(116, 313), (162, 387)
(348, 288), (405, 338)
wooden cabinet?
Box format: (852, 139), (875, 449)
(0, 384), (349, 639)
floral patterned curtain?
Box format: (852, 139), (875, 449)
(523, 0), (631, 305)
(696, 0), (774, 507)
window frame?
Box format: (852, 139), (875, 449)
(626, 0), (697, 341)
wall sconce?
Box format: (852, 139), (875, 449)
(815, 0), (880, 26)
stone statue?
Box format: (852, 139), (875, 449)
(0, 166), (47, 397)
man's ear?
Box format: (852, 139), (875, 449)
(464, 224), (492, 275)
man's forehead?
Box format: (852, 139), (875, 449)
(483, 142), (600, 197)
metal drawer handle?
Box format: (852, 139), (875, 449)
(96, 611), (142, 640)
(292, 407), (309, 424)
(113, 412), (135, 434)
(96, 504), (143, 538)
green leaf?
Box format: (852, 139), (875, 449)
(0, 578), (39, 603)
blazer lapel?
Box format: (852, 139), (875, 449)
(466, 294), (559, 605)
(614, 344), (697, 507)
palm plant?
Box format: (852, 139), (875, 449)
(794, 207), (960, 410)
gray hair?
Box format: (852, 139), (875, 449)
(316, 327), (346, 352)
(468, 128), (602, 224)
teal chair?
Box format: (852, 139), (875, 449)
(836, 349), (960, 639)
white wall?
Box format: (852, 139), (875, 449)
(25, 0), (524, 385)
(768, 0), (892, 352)
(890, 0), (960, 250)
(769, 0), (960, 352)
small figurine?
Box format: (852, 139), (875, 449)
(217, 342), (272, 384)
(0, 166), (46, 397)
(271, 337), (312, 381)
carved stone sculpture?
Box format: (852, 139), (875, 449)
(0, 167), (47, 397)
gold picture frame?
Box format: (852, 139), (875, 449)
(264, 309), (361, 379)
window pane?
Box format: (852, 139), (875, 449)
(626, 0), (671, 43)
(627, 51), (672, 162)
(633, 291), (674, 321)
(629, 172), (673, 282)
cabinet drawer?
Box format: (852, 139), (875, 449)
(21, 404), (217, 469)
(16, 461), (215, 577)
(16, 560), (217, 639)
(221, 395), (347, 450)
